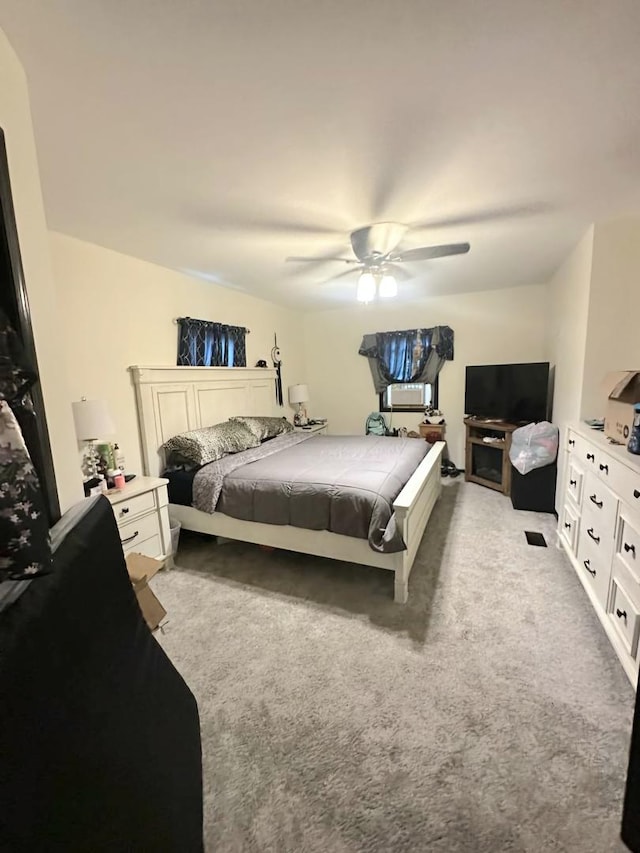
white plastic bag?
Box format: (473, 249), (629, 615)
(509, 421), (559, 475)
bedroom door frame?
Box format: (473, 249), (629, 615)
(0, 127), (60, 523)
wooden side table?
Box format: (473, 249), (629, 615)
(419, 422), (446, 444)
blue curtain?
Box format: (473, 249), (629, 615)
(375, 328), (432, 384)
(177, 318), (247, 367)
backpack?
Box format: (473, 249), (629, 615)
(365, 412), (387, 436)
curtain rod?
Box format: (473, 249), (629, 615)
(174, 317), (250, 333)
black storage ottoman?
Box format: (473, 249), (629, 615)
(510, 461), (557, 513)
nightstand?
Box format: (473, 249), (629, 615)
(294, 422), (328, 435)
(419, 422), (446, 444)
(106, 476), (171, 564)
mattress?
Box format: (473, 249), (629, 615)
(189, 433), (431, 553)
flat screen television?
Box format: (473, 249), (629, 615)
(464, 362), (551, 423)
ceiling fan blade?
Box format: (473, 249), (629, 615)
(319, 266), (363, 285)
(286, 256), (358, 264)
(392, 243), (470, 262)
(350, 222), (408, 262)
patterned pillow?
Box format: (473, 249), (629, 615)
(230, 415), (294, 442)
(163, 420), (260, 467)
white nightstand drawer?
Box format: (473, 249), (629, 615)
(119, 513), (161, 553)
(609, 580), (640, 657)
(112, 490), (156, 523)
(560, 502), (579, 554)
(126, 533), (163, 560)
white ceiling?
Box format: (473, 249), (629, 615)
(2, 0), (640, 309)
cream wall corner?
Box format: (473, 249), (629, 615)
(50, 232), (306, 476)
(0, 29), (82, 512)
(581, 217), (640, 419)
(302, 283), (549, 467)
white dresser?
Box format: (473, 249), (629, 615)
(106, 476), (171, 563)
(558, 423), (640, 686)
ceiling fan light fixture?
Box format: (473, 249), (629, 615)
(357, 272), (376, 303)
(379, 273), (398, 298)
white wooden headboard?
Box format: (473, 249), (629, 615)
(130, 365), (279, 477)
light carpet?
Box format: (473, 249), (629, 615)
(153, 481), (635, 852)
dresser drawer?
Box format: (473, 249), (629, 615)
(118, 512), (161, 553)
(577, 531), (613, 610)
(608, 580), (640, 657)
(583, 471), (618, 538)
(613, 462), (640, 518)
(111, 490), (156, 524)
(617, 511), (640, 583)
(571, 435), (599, 470)
(559, 502), (579, 554)
(566, 458), (585, 506)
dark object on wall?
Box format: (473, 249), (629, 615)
(623, 680), (640, 852)
(510, 462), (557, 513)
(0, 496), (204, 852)
(271, 332), (283, 406)
(255, 359), (268, 367)
(177, 316), (247, 367)
(0, 128), (59, 523)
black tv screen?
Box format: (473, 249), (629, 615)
(465, 362), (551, 423)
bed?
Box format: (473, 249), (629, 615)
(131, 366), (444, 603)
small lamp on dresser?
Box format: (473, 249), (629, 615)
(289, 384), (309, 426)
(72, 397), (115, 479)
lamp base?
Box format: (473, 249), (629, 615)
(293, 404), (308, 427)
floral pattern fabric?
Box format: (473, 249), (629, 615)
(0, 400), (53, 580)
(229, 415), (294, 442)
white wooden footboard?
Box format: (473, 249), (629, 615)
(391, 441), (444, 603)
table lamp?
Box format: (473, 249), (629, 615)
(288, 384), (309, 426)
(72, 397), (115, 478)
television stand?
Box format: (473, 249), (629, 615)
(464, 417), (521, 495)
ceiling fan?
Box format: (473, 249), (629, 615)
(286, 222), (470, 301)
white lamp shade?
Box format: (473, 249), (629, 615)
(357, 272), (376, 303)
(288, 384), (309, 405)
(72, 398), (115, 441)
(379, 273), (398, 298)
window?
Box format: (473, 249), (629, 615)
(379, 378), (439, 413)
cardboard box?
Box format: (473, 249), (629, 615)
(125, 553), (166, 631)
(603, 371), (640, 443)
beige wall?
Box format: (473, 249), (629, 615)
(546, 226), (593, 429)
(51, 232), (306, 476)
(302, 283), (549, 467)
(581, 217), (640, 419)
(0, 30), (82, 512)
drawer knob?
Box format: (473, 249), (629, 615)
(616, 608), (628, 623)
(599, 463), (609, 474)
(635, 489), (640, 500)
(583, 559), (596, 577)
(586, 453), (595, 462)
(121, 530), (139, 545)
(564, 521), (571, 529)
(624, 542), (636, 558)
(587, 527), (600, 544)
(120, 507), (130, 515)
(568, 439), (575, 447)
(570, 479), (577, 487)
(589, 494), (603, 509)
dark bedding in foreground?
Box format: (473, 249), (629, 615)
(191, 433), (431, 553)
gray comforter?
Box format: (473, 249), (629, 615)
(192, 433), (430, 553)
